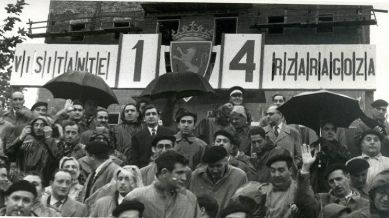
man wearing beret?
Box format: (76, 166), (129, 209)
(190, 146), (247, 216)
(212, 130), (256, 181)
(140, 135), (176, 186)
(348, 169), (389, 217)
(112, 200), (145, 218)
(346, 158), (370, 199)
(80, 141), (120, 206)
(174, 109), (207, 169)
(31, 102), (48, 117)
(0, 180), (38, 216)
(125, 151), (200, 218)
(354, 99), (389, 157)
(296, 144), (369, 218)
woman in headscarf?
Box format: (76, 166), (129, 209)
(89, 165), (143, 217)
(113, 103), (142, 157)
(44, 156), (83, 201)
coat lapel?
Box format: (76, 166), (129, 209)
(276, 125), (290, 143)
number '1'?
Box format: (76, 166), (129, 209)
(132, 40), (144, 81)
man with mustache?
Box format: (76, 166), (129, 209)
(41, 169), (88, 217)
(296, 144), (369, 218)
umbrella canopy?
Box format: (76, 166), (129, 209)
(43, 71), (119, 108)
(140, 72), (215, 99)
(278, 90), (363, 133)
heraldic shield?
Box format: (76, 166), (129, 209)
(170, 41), (212, 77)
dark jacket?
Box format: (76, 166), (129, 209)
(128, 125), (174, 168)
(41, 194), (89, 217)
(296, 172), (369, 218)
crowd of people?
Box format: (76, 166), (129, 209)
(0, 86), (388, 218)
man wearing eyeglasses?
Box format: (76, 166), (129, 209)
(355, 99), (389, 157)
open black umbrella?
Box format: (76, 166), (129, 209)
(278, 90), (363, 134)
(140, 72), (215, 99)
(43, 71), (119, 108)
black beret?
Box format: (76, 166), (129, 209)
(220, 201), (250, 218)
(151, 135), (176, 147)
(371, 99), (388, 108)
(214, 130), (239, 145)
(345, 158), (369, 175)
(228, 86), (245, 96)
(175, 110), (197, 123)
(112, 200), (145, 217)
(203, 146), (228, 164)
(31, 101), (48, 111)
(358, 129), (383, 147)
(85, 141), (110, 156)
(266, 148), (293, 167)
(5, 180), (37, 198)
(324, 164), (349, 179)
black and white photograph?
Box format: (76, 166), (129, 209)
(0, 0), (389, 217)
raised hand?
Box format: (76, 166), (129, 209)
(19, 125), (31, 141)
(301, 143), (317, 173)
(64, 99), (74, 112)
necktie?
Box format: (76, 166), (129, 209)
(84, 170), (96, 200)
(151, 128), (156, 136)
(274, 126), (279, 137)
(53, 200), (63, 208)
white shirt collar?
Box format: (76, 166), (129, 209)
(118, 194), (124, 205)
(148, 125), (158, 135)
(95, 159), (110, 177)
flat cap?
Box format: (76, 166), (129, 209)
(85, 141), (110, 156)
(31, 101), (48, 111)
(266, 148), (293, 167)
(203, 146), (228, 164)
(220, 201), (250, 218)
(151, 135), (176, 147)
(175, 109), (197, 123)
(345, 158), (369, 175)
(5, 180), (37, 197)
(371, 99), (388, 108)
(324, 164), (349, 180)
(214, 130), (239, 145)
(112, 200), (145, 217)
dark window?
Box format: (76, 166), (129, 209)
(114, 21), (130, 40)
(70, 23), (85, 41)
(268, 16), (284, 34)
(157, 20), (179, 45)
(317, 15), (333, 33)
(214, 17), (237, 45)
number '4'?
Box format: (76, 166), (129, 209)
(229, 40), (256, 82)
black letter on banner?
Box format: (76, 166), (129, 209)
(229, 40), (256, 82)
(271, 52), (282, 81)
(35, 56), (43, 73)
(132, 40), (144, 82)
(344, 58), (352, 76)
(368, 58), (375, 76)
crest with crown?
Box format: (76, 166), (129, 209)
(172, 21), (213, 41)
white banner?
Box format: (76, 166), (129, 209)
(11, 44), (118, 87)
(220, 34), (263, 89)
(117, 34), (161, 88)
(262, 44), (376, 90)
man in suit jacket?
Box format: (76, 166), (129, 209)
(42, 169), (88, 217)
(264, 105), (302, 166)
(80, 141), (120, 206)
(128, 104), (174, 168)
